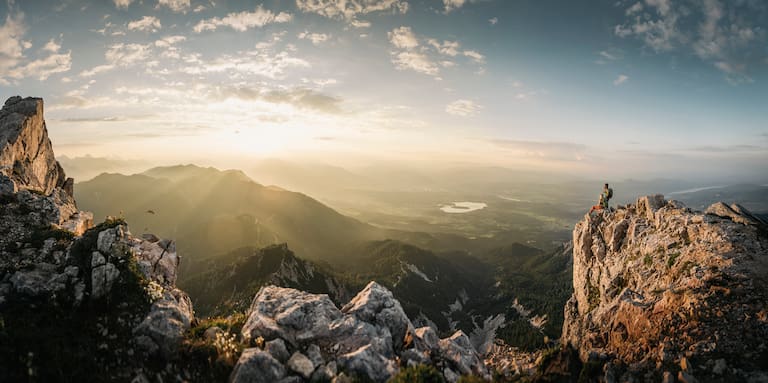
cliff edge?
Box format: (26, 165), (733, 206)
(562, 195), (768, 382)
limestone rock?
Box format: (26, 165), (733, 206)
(341, 281), (414, 351)
(287, 351), (315, 379)
(438, 330), (490, 378)
(91, 252), (120, 299)
(0, 97), (66, 195)
(266, 338), (290, 363)
(133, 288), (194, 358)
(240, 285), (341, 346)
(563, 194), (768, 381)
(337, 344), (397, 383)
(230, 348), (287, 383)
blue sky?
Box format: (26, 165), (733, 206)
(1, 0), (766, 181)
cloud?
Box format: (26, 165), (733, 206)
(179, 50), (310, 79)
(127, 16), (161, 32)
(194, 6), (292, 32)
(445, 99), (481, 116)
(43, 39), (61, 52)
(79, 64), (115, 77)
(387, 26), (484, 77)
(157, 0), (190, 13)
(154, 35), (186, 47)
(0, 14), (71, 82)
(298, 31), (330, 45)
(106, 43), (151, 65)
(463, 50), (485, 64)
(350, 19), (371, 28)
(210, 86), (344, 114)
(615, 0), (767, 81)
(391, 51), (440, 76)
(113, 0), (133, 9)
(296, 0), (408, 20)
(613, 74), (629, 86)
(443, 0), (466, 13)
(388, 26), (419, 49)
(489, 17), (498, 25)
(0, 12), (27, 74)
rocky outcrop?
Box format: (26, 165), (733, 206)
(563, 195), (768, 382)
(233, 281), (490, 383)
(0, 96), (67, 195)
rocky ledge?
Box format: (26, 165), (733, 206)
(562, 195), (768, 382)
(231, 281), (488, 383)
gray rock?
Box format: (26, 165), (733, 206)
(91, 251), (120, 299)
(306, 343), (324, 367)
(266, 338), (290, 363)
(341, 281), (414, 351)
(338, 344), (398, 383)
(0, 97), (67, 195)
(132, 288), (193, 357)
(713, 358), (727, 375)
(230, 348), (286, 383)
(414, 326), (440, 352)
(438, 330), (489, 378)
(287, 351), (315, 379)
(241, 285), (341, 346)
(9, 263), (67, 296)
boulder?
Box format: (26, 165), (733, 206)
(241, 285), (341, 346)
(337, 344), (398, 383)
(438, 330), (489, 378)
(91, 252), (120, 299)
(265, 338), (290, 363)
(287, 351), (315, 379)
(230, 348), (286, 383)
(133, 288), (193, 358)
(341, 281), (414, 351)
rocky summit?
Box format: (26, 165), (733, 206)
(560, 195), (768, 382)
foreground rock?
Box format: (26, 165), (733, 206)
(0, 96), (193, 381)
(234, 281), (490, 382)
(562, 195), (768, 382)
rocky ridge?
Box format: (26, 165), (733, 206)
(561, 195), (768, 382)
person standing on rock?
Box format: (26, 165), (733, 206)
(588, 183), (613, 214)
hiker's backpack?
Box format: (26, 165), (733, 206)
(606, 188), (613, 200)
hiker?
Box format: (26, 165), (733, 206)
(588, 183), (613, 214)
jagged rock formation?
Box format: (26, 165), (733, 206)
(0, 96), (67, 195)
(562, 195), (768, 382)
(0, 96), (92, 237)
(233, 281), (489, 382)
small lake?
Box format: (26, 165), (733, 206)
(440, 201), (488, 214)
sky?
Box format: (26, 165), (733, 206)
(0, 0), (767, 181)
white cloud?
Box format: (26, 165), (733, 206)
(127, 16), (162, 32)
(463, 50), (485, 64)
(427, 39), (460, 56)
(0, 13), (27, 73)
(350, 19), (371, 28)
(194, 6), (292, 32)
(43, 39), (61, 52)
(113, 0), (133, 9)
(391, 51), (440, 76)
(298, 31), (330, 45)
(80, 64), (114, 77)
(446, 99), (481, 117)
(157, 0), (190, 13)
(7, 52), (71, 80)
(613, 74), (629, 86)
(179, 50), (310, 79)
(616, 0), (766, 81)
(154, 35), (186, 47)
(106, 43), (151, 65)
(296, 0), (408, 20)
(388, 26), (419, 49)
(443, 0), (466, 13)
(489, 17), (498, 25)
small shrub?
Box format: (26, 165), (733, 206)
(643, 254), (652, 266)
(667, 252), (680, 268)
(389, 364), (445, 383)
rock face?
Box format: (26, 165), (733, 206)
(563, 195), (768, 381)
(0, 96), (67, 195)
(234, 281), (490, 383)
